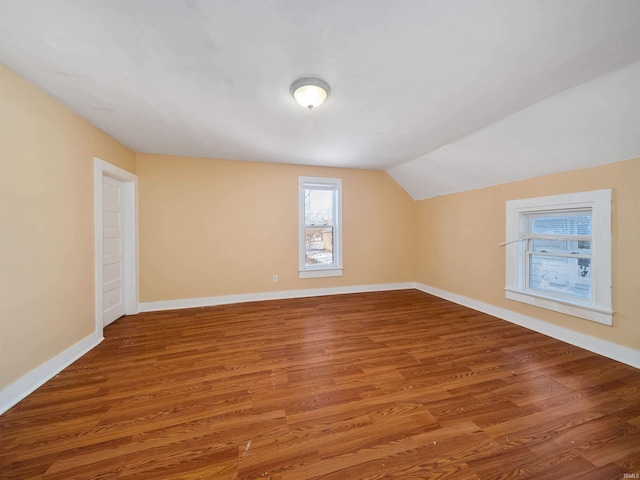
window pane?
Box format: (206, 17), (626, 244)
(531, 214), (591, 235)
(305, 227), (333, 266)
(528, 254), (591, 299)
(531, 239), (591, 255)
(304, 188), (333, 226)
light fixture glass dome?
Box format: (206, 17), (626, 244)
(290, 78), (330, 110)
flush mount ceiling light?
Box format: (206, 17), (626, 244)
(290, 77), (331, 110)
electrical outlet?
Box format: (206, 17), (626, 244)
(272, 274), (278, 282)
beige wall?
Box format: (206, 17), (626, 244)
(0, 64), (135, 390)
(136, 154), (415, 302)
(414, 157), (640, 350)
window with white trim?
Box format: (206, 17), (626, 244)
(505, 189), (613, 325)
(298, 176), (343, 278)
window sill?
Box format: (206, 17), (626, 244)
(299, 267), (344, 279)
(505, 288), (613, 326)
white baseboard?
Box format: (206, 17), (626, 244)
(141, 281), (640, 368)
(139, 282), (415, 312)
(415, 283), (640, 369)
(0, 331), (103, 415)
(6, 282), (634, 417)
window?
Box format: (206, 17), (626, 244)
(505, 189), (613, 325)
(298, 176), (343, 278)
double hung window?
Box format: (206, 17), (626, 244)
(524, 211), (593, 300)
(505, 190), (613, 325)
(298, 177), (343, 278)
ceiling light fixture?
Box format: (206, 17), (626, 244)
(290, 77), (330, 110)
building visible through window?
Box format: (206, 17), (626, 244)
(525, 211), (592, 300)
(298, 177), (343, 278)
(304, 187), (335, 266)
(505, 189), (613, 325)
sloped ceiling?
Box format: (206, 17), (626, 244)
(1, 0), (639, 200)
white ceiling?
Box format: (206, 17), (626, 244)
(1, 0), (639, 199)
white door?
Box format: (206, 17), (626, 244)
(102, 175), (125, 326)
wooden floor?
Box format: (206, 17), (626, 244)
(1, 290), (639, 479)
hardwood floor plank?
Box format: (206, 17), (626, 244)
(1, 289), (638, 479)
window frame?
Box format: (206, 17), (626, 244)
(298, 176), (343, 279)
(505, 189), (613, 325)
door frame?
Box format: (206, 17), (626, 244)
(94, 157), (139, 334)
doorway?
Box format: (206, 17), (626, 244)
(94, 158), (138, 331)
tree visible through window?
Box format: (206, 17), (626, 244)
(304, 187), (334, 266)
(298, 177), (342, 278)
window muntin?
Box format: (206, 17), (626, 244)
(298, 177), (343, 278)
(505, 190), (613, 325)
